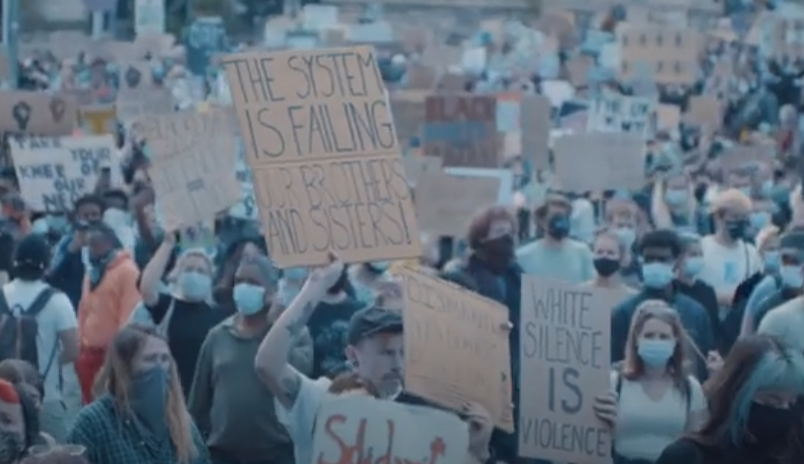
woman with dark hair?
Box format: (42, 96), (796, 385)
(656, 335), (804, 464)
(0, 378), (41, 464)
(213, 239), (266, 317)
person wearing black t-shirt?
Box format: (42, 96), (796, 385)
(676, 234), (721, 352)
(138, 230), (225, 396)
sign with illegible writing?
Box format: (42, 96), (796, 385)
(587, 95), (655, 138)
(186, 17), (227, 76)
(520, 95), (552, 169)
(401, 155), (442, 187)
(554, 133), (645, 193)
(10, 135), (114, 212)
(312, 396), (469, 464)
(518, 277), (612, 464)
(414, 172), (499, 237)
(0, 91), (77, 136)
(135, 0), (166, 37)
(618, 26), (701, 85)
(222, 46), (421, 267)
(423, 95), (499, 168)
(145, 111), (240, 226)
(117, 87), (174, 122)
(400, 267), (514, 432)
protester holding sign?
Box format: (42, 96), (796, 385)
(599, 300), (706, 464)
(656, 335), (804, 464)
(582, 230), (636, 294)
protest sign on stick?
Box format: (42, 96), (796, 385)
(423, 95), (499, 168)
(400, 267), (513, 432)
(222, 46), (421, 267)
(518, 277), (612, 464)
(312, 395), (469, 464)
(10, 135), (115, 212)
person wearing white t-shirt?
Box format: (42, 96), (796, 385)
(699, 189), (761, 322)
(595, 300), (707, 464)
(2, 234), (78, 442)
(255, 259), (495, 464)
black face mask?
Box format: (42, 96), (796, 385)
(547, 215), (570, 240)
(479, 234), (515, 272)
(593, 257), (620, 277)
(725, 220), (748, 241)
(747, 402), (797, 445)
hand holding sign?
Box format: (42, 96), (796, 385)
(303, 254), (345, 299)
(592, 392), (618, 427)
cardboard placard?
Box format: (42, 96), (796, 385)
(414, 172), (499, 236)
(222, 46), (421, 267)
(518, 277), (612, 464)
(400, 267), (514, 432)
(79, 105), (117, 135)
(656, 104), (681, 131)
(117, 87), (175, 122)
(618, 26), (701, 84)
(587, 95), (655, 138)
(521, 95), (552, 170)
(0, 91), (77, 136)
(685, 96), (723, 131)
(312, 396), (469, 464)
(390, 90), (428, 145)
(10, 135), (115, 212)
(423, 95), (499, 168)
(401, 155), (442, 187)
(554, 133), (645, 193)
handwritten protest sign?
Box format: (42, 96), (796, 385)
(10, 135), (114, 212)
(554, 133), (645, 193)
(222, 46), (421, 267)
(518, 277), (612, 464)
(587, 95), (655, 138)
(520, 95), (552, 169)
(423, 95), (499, 168)
(312, 395), (469, 464)
(414, 172), (499, 236)
(0, 91), (77, 136)
(618, 26), (701, 85)
(400, 267), (513, 432)
(401, 155), (442, 187)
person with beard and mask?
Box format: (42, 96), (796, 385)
(698, 190), (762, 331)
(657, 335), (804, 464)
(296, 265), (365, 379)
(582, 230), (636, 294)
(611, 230), (714, 380)
(48, 194), (105, 309)
(189, 255), (310, 464)
(517, 193), (595, 283)
(75, 222), (141, 405)
(68, 325), (210, 464)
(440, 205), (522, 464)
(0, 379), (40, 464)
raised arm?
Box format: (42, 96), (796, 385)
(255, 259), (343, 409)
(139, 231), (175, 306)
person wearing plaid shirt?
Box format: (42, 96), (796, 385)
(66, 325), (210, 464)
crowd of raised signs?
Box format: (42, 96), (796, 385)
(5, 1), (804, 464)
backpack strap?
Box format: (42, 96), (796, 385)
(23, 287), (58, 379)
(0, 289), (10, 337)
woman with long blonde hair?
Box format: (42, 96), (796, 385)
(67, 325), (209, 464)
(594, 300), (708, 464)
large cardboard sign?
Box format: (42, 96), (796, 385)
(587, 95), (655, 138)
(222, 46), (421, 267)
(518, 277), (612, 464)
(554, 133), (645, 193)
(10, 135), (114, 212)
(312, 396), (469, 464)
(618, 26), (701, 85)
(400, 268), (514, 432)
(414, 172), (499, 237)
(0, 91), (77, 136)
(423, 95), (499, 168)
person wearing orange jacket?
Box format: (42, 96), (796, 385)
(75, 222), (140, 404)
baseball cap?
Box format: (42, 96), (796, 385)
(347, 306), (403, 345)
(14, 233), (50, 271)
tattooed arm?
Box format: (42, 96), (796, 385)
(255, 285), (320, 409)
(288, 326), (314, 376)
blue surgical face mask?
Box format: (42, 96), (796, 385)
(780, 265), (803, 289)
(614, 227), (637, 249)
(278, 280), (301, 307)
(178, 271), (211, 301)
(683, 257), (704, 277)
(750, 211), (769, 230)
(642, 262), (675, 289)
(637, 338), (676, 368)
(130, 367), (170, 431)
(233, 283), (266, 315)
(764, 251), (781, 272)
(664, 189), (688, 206)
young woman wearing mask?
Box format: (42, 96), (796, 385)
(138, 229), (226, 398)
(0, 379), (41, 464)
(657, 335), (804, 464)
(595, 300), (707, 464)
(583, 230), (635, 294)
(604, 199), (642, 288)
(67, 325), (210, 464)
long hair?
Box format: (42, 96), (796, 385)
(92, 325), (197, 463)
(166, 248), (214, 304)
(621, 300), (691, 399)
(691, 335), (804, 460)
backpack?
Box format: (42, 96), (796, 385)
(0, 286), (58, 377)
